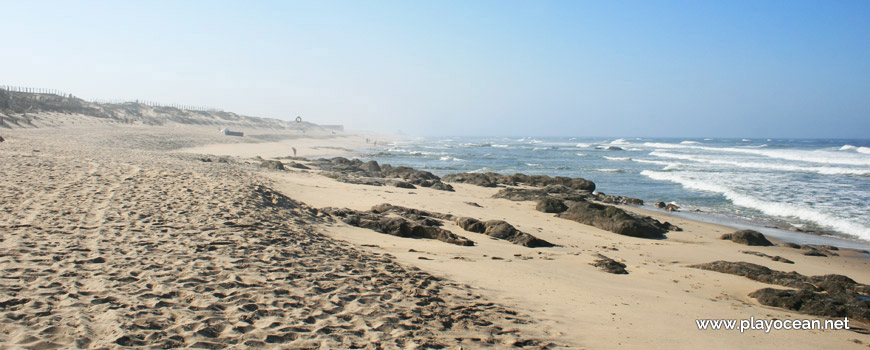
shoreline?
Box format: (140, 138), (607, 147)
(360, 136), (870, 251)
(339, 146), (870, 252)
(663, 207), (870, 251)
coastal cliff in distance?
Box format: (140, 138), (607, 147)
(0, 88), (318, 130)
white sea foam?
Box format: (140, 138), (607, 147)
(641, 170), (870, 240)
(603, 156), (630, 161)
(439, 156), (464, 162)
(680, 141), (701, 145)
(610, 138), (629, 145)
(385, 147), (447, 156)
(595, 168), (624, 173)
(632, 159), (674, 166)
(632, 159), (683, 171)
(575, 143), (591, 148)
(649, 151), (870, 175)
(641, 142), (870, 166)
(662, 163), (682, 171)
(839, 145), (870, 154)
(491, 144), (510, 148)
(742, 139), (751, 142)
(576, 153), (587, 157)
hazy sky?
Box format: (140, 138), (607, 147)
(2, 1), (868, 137)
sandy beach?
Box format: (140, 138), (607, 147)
(2, 114), (869, 349)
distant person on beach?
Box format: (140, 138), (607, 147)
(292, 147), (297, 157)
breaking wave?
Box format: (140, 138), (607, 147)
(641, 170), (870, 240)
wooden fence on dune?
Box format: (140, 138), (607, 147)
(0, 85), (224, 113)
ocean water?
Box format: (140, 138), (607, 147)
(359, 137), (870, 247)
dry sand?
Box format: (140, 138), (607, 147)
(2, 117), (869, 349)
(263, 165), (870, 349)
(0, 122), (555, 349)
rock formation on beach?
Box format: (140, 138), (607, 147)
(443, 172), (595, 192)
(691, 261), (870, 322)
(312, 158), (455, 191)
(453, 217), (556, 248)
(720, 229), (773, 246)
(557, 202), (670, 239)
(445, 172), (676, 239)
(322, 203), (555, 248)
(591, 254), (629, 274)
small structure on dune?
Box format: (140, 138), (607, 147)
(220, 128), (244, 137)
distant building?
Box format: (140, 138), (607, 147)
(220, 128), (244, 137)
(321, 125), (344, 132)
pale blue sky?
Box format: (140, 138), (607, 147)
(2, 1), (868, 137)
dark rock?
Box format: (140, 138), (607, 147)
(803, 250), (827, 257)
(781, 242), (801, 249)
(493, 188), (551, 201)
(259, 160), (285, 170)
(482, 220), (555, 248)
(444, 172), (595, 192)
(606, 146), (624, 151)
(310, 159), (455, 191)
(360, 160), (381, 173)
(591, 254), (628, 274)
(321, 207), (474, 246)
(330, 157), (353, 165)
(799, 245), (839, 256)
(0, 136), (5, 142)
(720, 230), (773, 246)
(441, 172), (499, 187)
(741, 250), (794, 264)
(453, 217), (554, 247)
(288, 162), (310, 170)
(594, 192), (644, 206)
(654, 201), (666, 209)
(493, 187), (590, 202)
(464, 202), (483, 207)
(393, 181), (416, 189)
(749, 288), (870, 322)
(557, 202), (668, 239)
(455, 217), (486, 233)
(370, 203), (452, 221)
(690, 261), (870, 296)
(660, 222), (682, 231)
(427, 182), (455, 191)
(663, 203), (680, 211)
(536, 198), (568, 213)
(771, 256), (794, 264)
